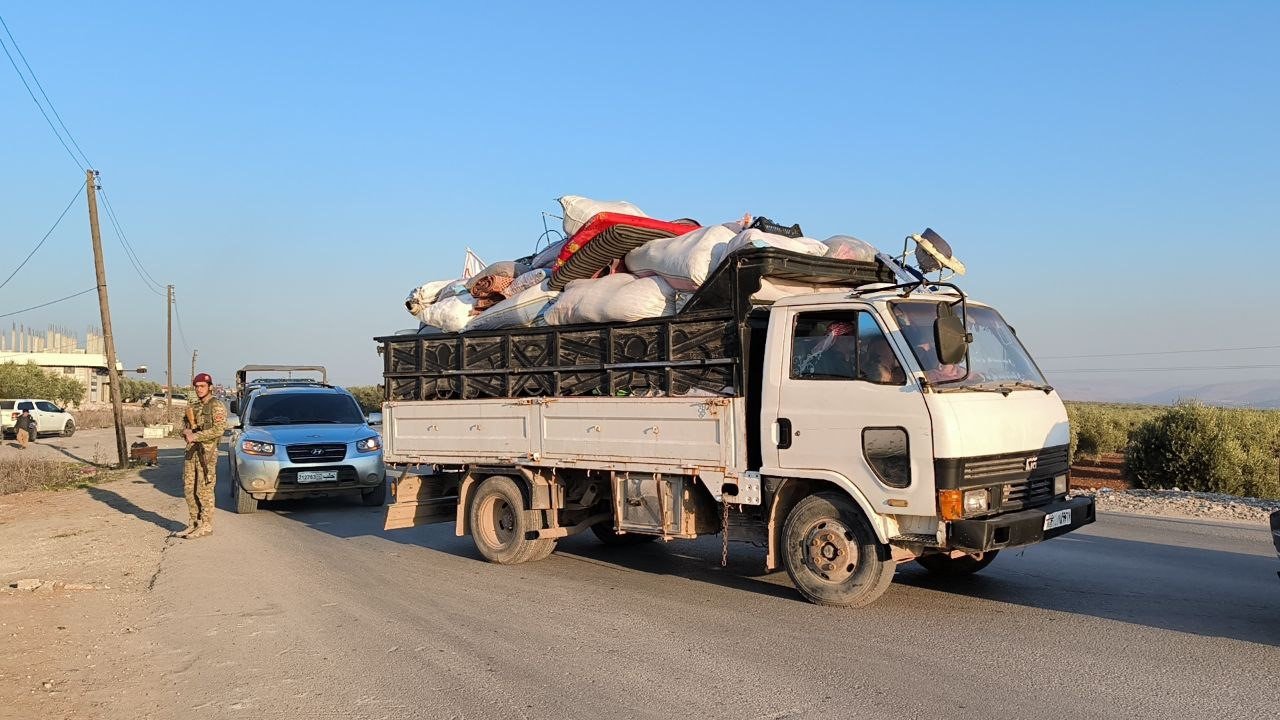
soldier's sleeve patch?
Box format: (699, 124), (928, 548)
(213, 404), (228, 425)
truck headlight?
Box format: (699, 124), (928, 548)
(1054, 474), (1068, 496)
(963, 488), (989, 514)
(356, 436), (381, 453)
(241, 440), (275, 456)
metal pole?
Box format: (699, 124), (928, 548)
(166, 284), (173, 415)
(86, 169), (129, 469)
(191, 349), (197, 383)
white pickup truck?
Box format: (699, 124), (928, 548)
(377, 247), (1095, 607)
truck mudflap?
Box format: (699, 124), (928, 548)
(948, 496), (1096, 553)
(384, 472), (459, 531)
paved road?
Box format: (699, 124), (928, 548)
(101, 450), (1280, 719)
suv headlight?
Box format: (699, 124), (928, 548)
(241, 440), (275, 456)
(356, 436), (381, 453)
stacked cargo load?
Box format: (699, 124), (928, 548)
(384, 195), (896, 402)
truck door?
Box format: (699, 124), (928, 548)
(766, 307), (935, 512)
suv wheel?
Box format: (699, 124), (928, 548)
(361, 478), (387, 507)
(61, 420), (75, 437)
(235, 481), (259, 514)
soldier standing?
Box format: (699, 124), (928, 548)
(180, 372), (227, 538)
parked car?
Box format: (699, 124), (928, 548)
(1, 399), (76, 438)
(142, 392), (187, 407)
(227, 384), (385, 513)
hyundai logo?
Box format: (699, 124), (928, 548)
(1025, 457), (1038, 471)
(311, 449), (324, 456)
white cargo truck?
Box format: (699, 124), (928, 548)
(377, 246), (1095, 607)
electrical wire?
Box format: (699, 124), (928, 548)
(1040, 345), (1280, 360)
(0, 14), (92, 169)
(97, 187), (165, 296)
(0, 179), (85, 291)
(0, 15), (85, 171)
(172, 293), (191, 355)
(1046, 364), (1280, 373)
(0, 287), (96, 319)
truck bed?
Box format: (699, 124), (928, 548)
(383, 396), (746, 474)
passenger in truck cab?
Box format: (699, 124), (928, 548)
(894, 306), (966, 384)
(801, 321), (858, 379)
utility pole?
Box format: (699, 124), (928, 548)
(166, 285), (173, 415)
(191, 349), (198, 383)
(86, 169), (129, 469)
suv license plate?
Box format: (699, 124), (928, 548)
(1043, 509), (1072, 531)
(297, 470), (338, 483)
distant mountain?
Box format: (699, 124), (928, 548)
(1133, 380), (1280, 409)
(1052, 378), (1280, 408)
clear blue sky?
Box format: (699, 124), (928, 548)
(1, 1), (1277, 398)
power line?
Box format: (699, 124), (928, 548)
(0, 14), (85, 171)
(172, 293), (191, 355)
(0, 14), (92, 169)
(0, 179), (85, 291)
(1040, 344), (1280, 360)
(97, 186), (165, 296)
(1046, 364), (1280, 373)
(0, 287), (96, 319)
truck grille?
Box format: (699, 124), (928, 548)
(963, 445), (1070, 482)
(1002, 476), (1056, 509)
(286, 443), (347, 464)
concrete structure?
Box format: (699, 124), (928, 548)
(0, 327), (123, 405)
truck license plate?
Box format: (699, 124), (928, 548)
(1043, 509), (1072, 531)
(297, 470), (338, 483)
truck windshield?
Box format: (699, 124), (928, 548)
(890, 301), (1048, 390)
(248, 393), (365, 425)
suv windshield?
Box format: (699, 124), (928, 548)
(891, 300), (1048, 390)
(248, 393), (364, 426)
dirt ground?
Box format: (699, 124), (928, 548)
(0, 428), (188, 720)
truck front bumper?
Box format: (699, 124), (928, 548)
(948, 496), (1096, 553)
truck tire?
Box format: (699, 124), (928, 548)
(235, 481), (259, 514)
(590, 522), (659, 546)
(469, 475), (555, 565)
(361, 478), (387, 507)
(915, 550), (999, 577)
(61, 420), (75, 437)
(781, 492), (895, 608)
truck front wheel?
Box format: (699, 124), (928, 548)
(915, 550), (999, 577)
(470, 476), (555, 564)
(781, 492), (895, 607)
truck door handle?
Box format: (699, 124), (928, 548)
(777, 418), (792, 449)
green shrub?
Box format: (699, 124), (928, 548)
(1125, 403), (1280, 499)
(0, 362), (86, 407)
(346, 385), (384, 414)
(1066, 402), (1162, 458)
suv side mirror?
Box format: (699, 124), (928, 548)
(934, 302), (971, 365)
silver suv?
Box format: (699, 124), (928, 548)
(228, 385), (385, 513)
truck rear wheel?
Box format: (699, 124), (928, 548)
(781, 492), (894, 607)
(470, 476), (555, 564)
(915, 550), (999, 577)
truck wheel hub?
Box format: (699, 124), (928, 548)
(802, 521), (857, 582)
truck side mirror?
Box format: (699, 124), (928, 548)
(934, 302), (970, 365)
(229, 399), (239, 415)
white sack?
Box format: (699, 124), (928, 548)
(623, 224), (736, 291)
(823, 235), (878, 262)
(544, 273), (676, 325)
(508, 268), (549, 296)
(405, 279), (457, 317)
(465, 282), (559, 331)
(558, 195), (648, 236)
(721, 229), (828, 260)
(416, 293), (477, 333)
(752, 278), (852, 303)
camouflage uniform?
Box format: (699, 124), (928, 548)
(182, 394), (228, 534)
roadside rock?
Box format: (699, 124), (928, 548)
(1072, 487), (1280, 523)
(10, 579), (43, 591)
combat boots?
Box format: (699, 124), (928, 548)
(185, 524), (213, 539)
